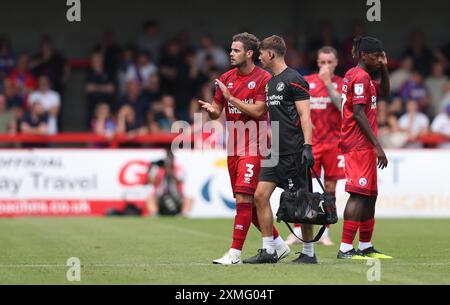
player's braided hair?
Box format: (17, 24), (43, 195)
(352, 36), (384, 59)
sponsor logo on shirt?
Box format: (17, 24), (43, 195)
(227, 99), (254, 114)
(228, 105), (242, 114)
(267, 100), (281, 106)
(227, 82), (233, 89)
(310, 97), (331, 109)
(267, 94), (283, 106)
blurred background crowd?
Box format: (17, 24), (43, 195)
(0, 20), (449, 148)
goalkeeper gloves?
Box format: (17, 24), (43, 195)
(301, 144), (315, 167)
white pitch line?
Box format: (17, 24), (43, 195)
(0, 263), (213, 268)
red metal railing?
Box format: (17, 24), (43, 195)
(0, 133), (182, 148)
(0, 132), (447, 148)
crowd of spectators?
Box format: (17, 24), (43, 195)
(0, 20), (449, 148)
(0, 35), (68, 139)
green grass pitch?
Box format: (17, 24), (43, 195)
(0, 217), (449, 284)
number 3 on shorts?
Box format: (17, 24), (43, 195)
(245, 164), (254, 177)
(244, 163), (254, 184)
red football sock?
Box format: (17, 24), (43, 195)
(251, 206), (279, 239)
(359, 218), (375, 243)
(231, 202), (253, 250)
(341, 220), (359, 244)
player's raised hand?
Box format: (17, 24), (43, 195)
(318, 65), (332, 84)
(215, 79), (232, 100)
(197, 100), (216, 114)
(375, 144), (388, 169)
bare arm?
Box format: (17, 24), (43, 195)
(318, 66), (341, 110)
(353, 104), (388, 169)
(228, 96), (267, 119)
(325, 82), (342, 110)
(20, 122), (33, 134)
(215, 79), (266, 119)
(295, 99), (312, 145)
(21, 122), (48, 135)
(49, 105), (60, 117)
(353, 104), (379, 147)
(378, 52), (390, 98)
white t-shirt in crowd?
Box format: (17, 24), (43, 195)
(125, 64), (158, 85)
(28, 90), (61, 110)
(431, 113), (450, 136)
(398, 112), (430, 136)
(28, 90), (61, 135)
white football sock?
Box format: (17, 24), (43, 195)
(322, 227), (329, 238)
(273, 236), (286, 249)
(340, 242), (354, 253)
(262, 236), (275, 254)
(293, 226), (302, 237)
(229, 248), (241, 257)
(358, 242), (373, 251)
(302, 242), (314, 257)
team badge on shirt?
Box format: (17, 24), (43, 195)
(248, 81), (256, 89)
(354, 83), (364, 95)
(359, 178), (368, 187)
(276, 82), (285, 92)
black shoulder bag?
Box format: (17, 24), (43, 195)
(276, 166), (338, 243)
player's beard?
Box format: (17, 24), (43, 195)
(231, 57), (246, 68)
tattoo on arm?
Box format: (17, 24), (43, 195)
(325, 83), (342, 110)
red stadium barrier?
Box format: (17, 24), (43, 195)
(417, 133), (448, 146)
(0, 132), (446, 148)
(0, 133), (184, 148)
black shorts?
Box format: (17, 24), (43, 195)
(259, 152), (312, 191)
